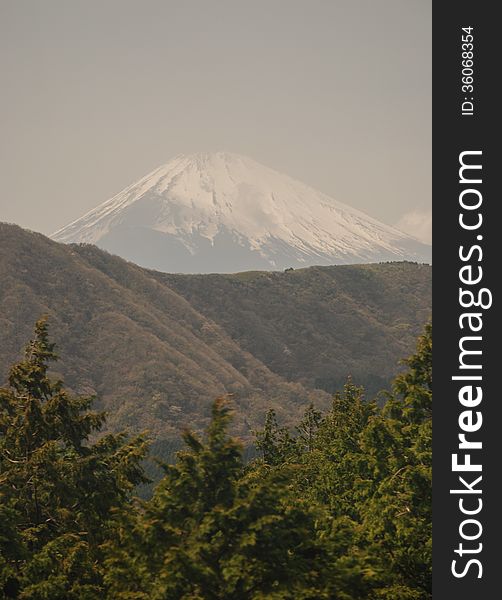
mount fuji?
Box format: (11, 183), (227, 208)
(52, 152), (431, 273)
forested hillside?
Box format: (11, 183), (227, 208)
(1, 224), (318, 447)
(1, 223), (431, 449)
(161, 262), (431, 395)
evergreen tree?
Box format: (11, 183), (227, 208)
(361, 323), (432, 598)
(250, 325), (433, 599)
(105, 399), (325, 599)
(254, 408), (296, 466)
(1, 318), (432, 599)
(0, 318), (148, 598)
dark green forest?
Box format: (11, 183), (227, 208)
(160, 261), (431, 396)
(1, 319), (431, 599)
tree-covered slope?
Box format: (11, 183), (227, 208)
(159, 262), (431, 395)
(0, 223), (431, 446)
(0, 224), (321, 444)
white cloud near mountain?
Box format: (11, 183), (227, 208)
(395, 209), (432, 245)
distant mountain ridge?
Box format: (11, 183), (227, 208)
(1, 223), (431, 451)
(52, 152), (431, 273)
(1, 223), (318, 445)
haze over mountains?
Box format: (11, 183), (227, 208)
(52, 152), (431, 273)
(1, 223), (431, 452)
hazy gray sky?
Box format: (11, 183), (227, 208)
(0, 0), (431, 242)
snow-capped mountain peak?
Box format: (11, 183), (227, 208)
(52, 152), (431, 273)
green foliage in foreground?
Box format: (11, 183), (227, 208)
(0, 319), (148, 598)
(1, 320), (431, 599)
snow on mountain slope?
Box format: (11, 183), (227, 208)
(52, 152), (431, 273)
